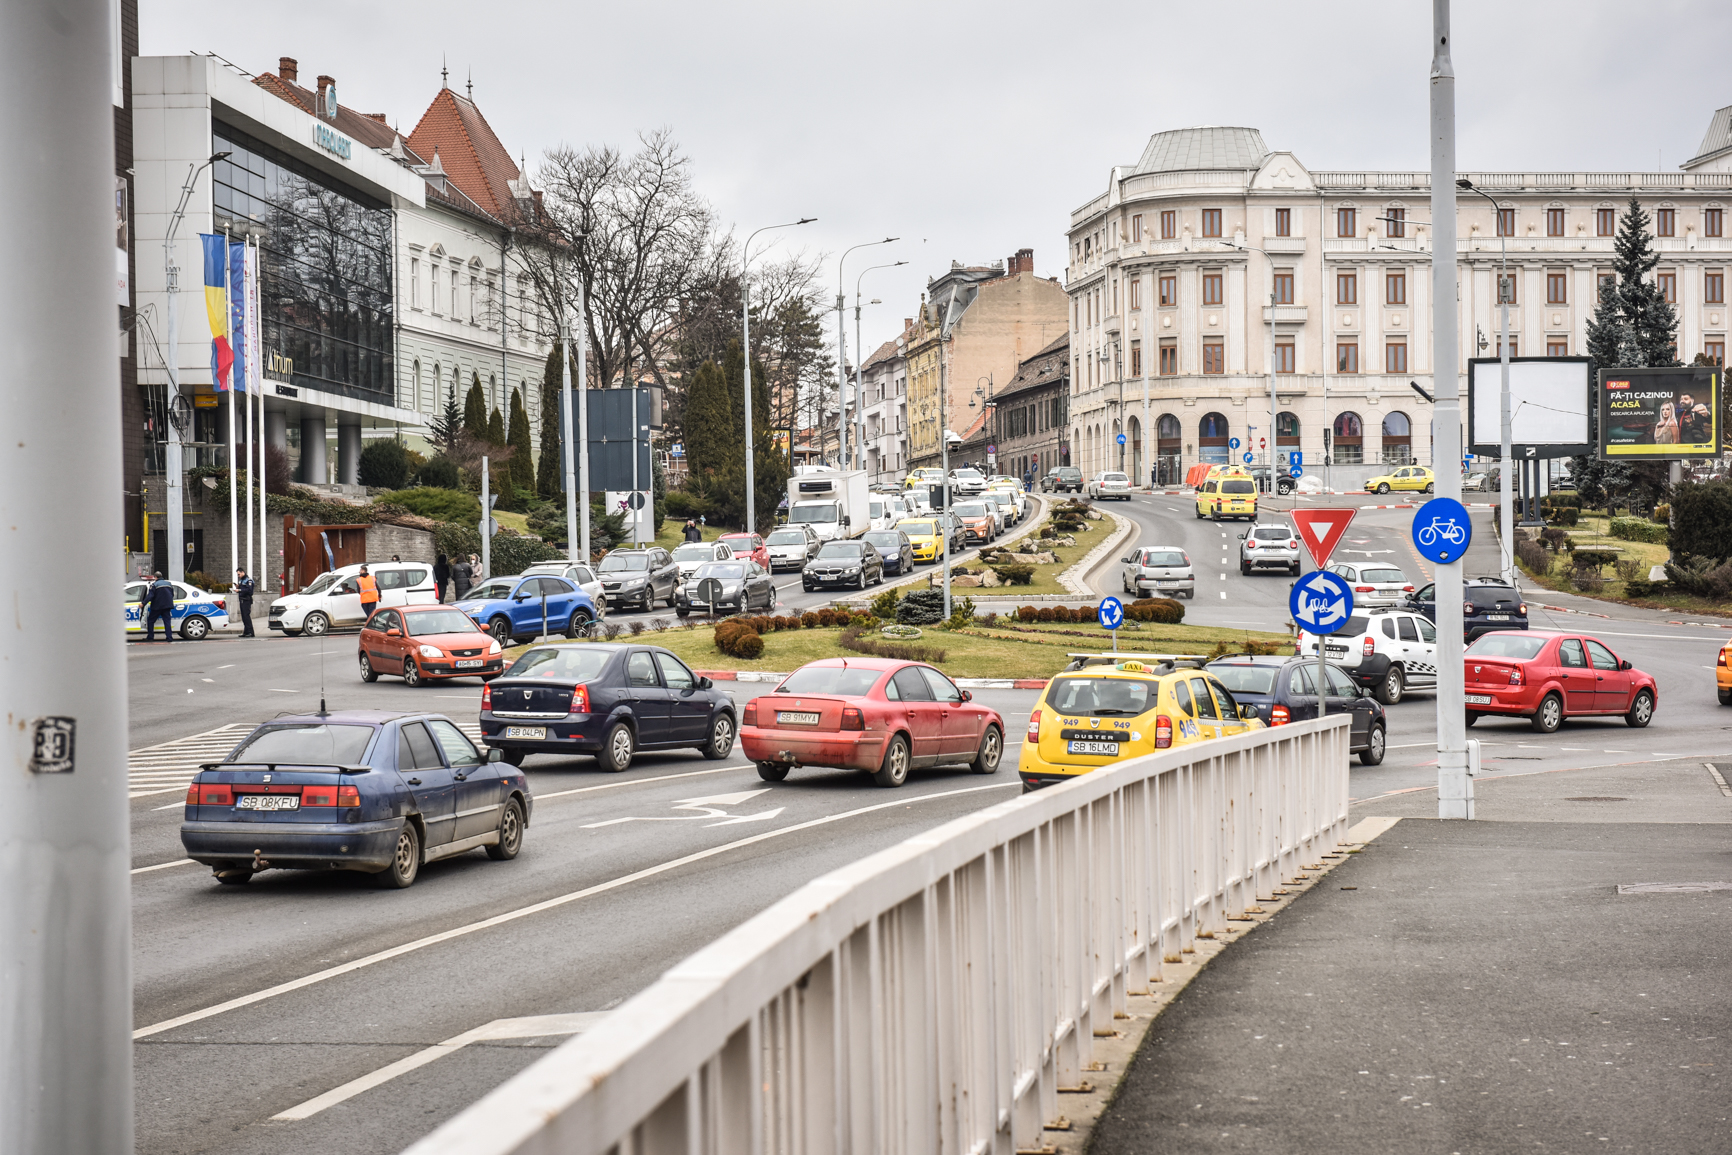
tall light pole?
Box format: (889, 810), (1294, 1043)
(1458, 178), (1515, 583)
(742, 218), (816, 534)
(835, 238), (897, 469)
(557, 243), (590, 563)
(1223, 239), (1280, 491)
(855, 259), (905, 480)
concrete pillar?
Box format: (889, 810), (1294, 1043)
(337, 421), (362, 486)
(265, 408), (287, 453)
(299, 414), (327, 484)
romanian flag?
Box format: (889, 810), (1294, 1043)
(200, 234), (233, 391)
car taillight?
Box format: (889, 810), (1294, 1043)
(337, 785), (360, 807)
(1270, 704), (1290, 725)
(1509, 667), (1523, 685)
(187, 782), (233, 806)
(481, 683), (492, 711)
(1027, 709), (1041, 742)
(1517, 603), (1527, 616)
(743, 699), (758, 726)
(1355, 585), (1374, 593)
(1464, 601), (1475, 616)
(302, 785), (339, 807)
(1720, 648), (1729, 668)
(841, 706), (865, 731)
(1155, 715), (1172, 748)
(1245, 539), (1256, 549)
(1363, 635), (1376, 656)
(1288, 541), (1298, 549)
(1403, 584), (1415, 592)
(570, 684), (590, 714)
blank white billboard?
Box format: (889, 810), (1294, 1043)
(1467, 358), (1592, 457)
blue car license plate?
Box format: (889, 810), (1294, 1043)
(236, 794), (298, 811)
(1067, 740), (1120, 756)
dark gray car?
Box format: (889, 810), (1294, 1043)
(597, 547), (678, 612)
(802, 539), (884, 591)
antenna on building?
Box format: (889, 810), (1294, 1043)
(466, 68), (472, 100)
(441, 56), (448, 89)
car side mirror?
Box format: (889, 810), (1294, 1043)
(698, 676), (713, 689)
(1619, 659), (1632, 671)
(1240, 704), (1259, 720)
(487, 747), (503, 763)
(1120, 556), (1131, 563)
(386, 628), (401, 637)
(959, 689), (973, 702)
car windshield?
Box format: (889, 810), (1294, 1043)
(694, 563), (746, 580)
(599, 553), (650, 572)
(1206, 665), (1277, 694)
(863, 532), (901, 548)
(465, 579), (515, 601)
(1362, 568), (1406, 584)
(953, 469), (983, 479)
(1047, 676), (1152, 717)
(673, 544), (717, 562)
(1251, 528), (1290, 541)
(788, 504), (839, 524)
(505, 646), (615, 680)
(1468, 634), (1546, 660)
(300, 572), (337, 596)
(899, 520), (936, 535)
(231, 723), (373, 766)
(1141, 550), (1188, 566)
(767, 530), (807, 545)
(816, 542), (862, 558)
(954, 503), (989, 517)
(774, 666), (885, 696)
(1221, 480), (1255, 494)
(1102, 473), (1127, 484)
(407, 609), (482, 636)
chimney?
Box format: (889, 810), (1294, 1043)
(278, 57), (298, 82)
(1008, 248), (1034, 275)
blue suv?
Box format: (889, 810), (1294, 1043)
(454, 574), (600, 644)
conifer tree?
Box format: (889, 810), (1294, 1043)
(463, 377), (487, 440)
(428, 385), (463, 451)
(1611, 196), (1680, 368)
(508, 388), (535, 493)
(682, 360), (733, 478)
(486, 406), (506, 448)
(537, 344), (565, 498)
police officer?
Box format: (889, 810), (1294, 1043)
(233, 568), (256, 637)
(143, 572), (176, 642)
(357, 564), (379, 623)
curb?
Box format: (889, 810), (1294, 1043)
(694, 669), (1050, 690)
(1059, 508), (1137, 597)
(1533, 602), (1612, 619)
(831, 493), (1052, 606)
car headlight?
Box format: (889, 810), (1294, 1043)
(846, 567), (860, 575)
(418, 645), (442, 658)
(488, 639), (502, 654)
(621, 577), (646, 587)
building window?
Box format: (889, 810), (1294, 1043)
(1276, 411), (1300, 445)
(1129, 341), (1142, 377)
(1161, 210), (1176, 239)
(1707, 271), (1725, 305)
(1385, 342), (1407, 374)
(1386, 271), (1406, 305)
(1547, 208), (1565, 237)
(1332, 411), (1363, 464)
(1159, 274), (1176, 306)
(1159, 342), (1177, 375)
(1658, 270), (1676, 303)
(1275, 207), (1291, 237)
(1656, 207), (1675, 237)
(1597, 208), (1616, 236)
(1380, 411), (1411, 464)
(1498, 335), (1518, 357)
(1337, 342), (1359, 373)
(451, 270), (459, 317)
(1497, 208), (1515, 237)
(1129, 278), (1142, 310)
(1198, 411), (1230, 464)
(1273, 271), (1294, 304)
(1203, 342), (1224, 374)
(1337, 271), (1357, 305)
(410, 258), (420, 309)
(1131, 213), (1143, 242)
(1203, 273), (1223, 306)
(1500, 273), (1519, 305)
(1386, 207), (1405, 238)
(1547, 339), (1569, 357)
(1707, 208), (1724, 238)
(1274, 342), (1295, 373)
(1547, 272), (1568, 304)
(1706, 339), (1725, 367)
(1201, 208), (1222, 238)
(1337, 207), (1356, 237)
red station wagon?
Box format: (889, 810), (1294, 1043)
(1463, 630), (1657, 733)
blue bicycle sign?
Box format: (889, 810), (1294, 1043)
(1411, 497), (1472, 564)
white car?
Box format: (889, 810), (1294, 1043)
(867, 495), (907, 532)
(518, 561), (608, 616)
(1297, 607), (1438, 705)
(124, 580), (229, 640)
(949, 468), (987, 497)
(1086, 471), (1133, 500)
(268, 561), (437, 636)
(1325, 561), (1415, 608)
(764, 525), (820, 572)
(671, 540), (735, 584)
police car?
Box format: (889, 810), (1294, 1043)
(124, 579), (230, 640)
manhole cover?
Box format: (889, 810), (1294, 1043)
(1617, 881), (1732, 895)
(1565, 796), (1628, 802)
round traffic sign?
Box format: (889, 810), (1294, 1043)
(1229, 437), (1242, 450)
(1242, 452), (1254, 464)
(1289, 570), (1356, 636)
(1117, 433), (1126, 446)
(1259, 437), (1266, 448)
(987, 444), (997, 454)
(1289, 466), (1303, 479)
(627, 491), (646, 510)
(1412, 497), (1472, 564)
(1097, 597), (1124, 631)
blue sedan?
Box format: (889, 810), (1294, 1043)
(860, 529), (915, 576)
(180, 710), (531, 888)
(454, 575), (601, 644)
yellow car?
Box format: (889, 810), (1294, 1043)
(1717, 639), (1732, 705)
(1363, 465), (1435, 495)
(1018, 657), (1265, 791)
(895, 517), (946, 562)
(904, 467), (945, 490)
(1195, 474), (1258, 520)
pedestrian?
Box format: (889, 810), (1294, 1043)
(233, 568), (256, 637)
(390, 554), (401, 563)
(469, 552), (483, 582)
(433, 553), (451, 603)
(452, 554), (474, 601)
(357, 564), (379, 623)
(682, 519), (702, 543)
(144, 571), (175, 642)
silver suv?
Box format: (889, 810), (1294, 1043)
(1120, 546), (1195, 599)
(1239, 524), (1302, 575)
(1297, 606), (1438, 704)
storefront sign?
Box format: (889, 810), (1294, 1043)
(265, 350), (295, 383)
(313, 122), (352, 161)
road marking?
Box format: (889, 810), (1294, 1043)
(217, 664), (235, 669)
(270, 1012), (605, 1122)
(268, 688), (299, 693)
(1705, 764), (1732, 797)
(131, 858), (194, 875)
(534, 764), (751, 802)
(580, 788), (779, 829)
(131, 779), (1019, 1040)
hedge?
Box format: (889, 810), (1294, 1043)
(1608, 516), (1668, 545)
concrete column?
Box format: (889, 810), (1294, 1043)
(299, 414), (327, 484)
(337, 421), (362, 486)
(265, 408), (288, 453)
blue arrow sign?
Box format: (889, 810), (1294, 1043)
(1289, 570), (1355, 636)
(1229, 437), (1241, 450)
(1117, 433), (1126, 446)
(1290, 450), (1302, 467)
(1242, 452), (1254, 464)
(1097, 597), (1123, 630)
(1412, 497), (1473, 564)
(1290, 466), (1303, 479)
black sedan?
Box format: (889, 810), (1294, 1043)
(675, 560), (776, 618)
(861, 529), (916, 576)
(802, 539), (884, 591)
(480, 643), (737, 772)
(1205, 655), (1387, 765)
(1406, 577), (1529, 642)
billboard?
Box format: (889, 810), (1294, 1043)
(1598, 366), (1722, 459)
(1467, 357), (1592, 458)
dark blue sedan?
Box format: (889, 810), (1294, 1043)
(180, 710), (531, 888)
(480, 643), (737, 771)
(861, 528), (916, 576)
(1205, 655), (1388, 766)
(454, 575), (601, 644)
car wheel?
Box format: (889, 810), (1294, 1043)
(359, 652), (378, 682)
(677, 609), (690, 619)
(970, 725), (1003, 774)
(1359, 723), (1387, 766)
(402, 659), (423, 688)
(1424, 483), (1435, 494)
(180, 615), (210, 640)
(565, 610), (592, 639)
(302, 612), (330, 637)
(488, 616), (513, 645)
(1720, 687), (1732, 706)
(803, 583), (813, 593)
(702, 713), (737, 759)
(374, 822), (421, 888)
(1465, 711), (1481, 727)
(499, 747), (525, 768)
(1377, 483), (1391, 494)
(598, 721), (634, 773)
(857, 572), (867, 590)
(1290, 563), (1301, 576)
(485, 799), (525, 861)
(1531, 692), (1563, 733)
(873, 734), (911, 788)
(1240, 561), (1251, 576)
(1376, 666), (1405, 705)
(1625, 689), (1655, 728)
(756, 761), (790, 782)
(665, 588), (678, 609)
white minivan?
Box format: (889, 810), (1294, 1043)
(269, 561), (437, 636)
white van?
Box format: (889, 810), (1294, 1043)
(269, 561), (437, 636)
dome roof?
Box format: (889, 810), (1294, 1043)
(1133, 126), (1269, 175)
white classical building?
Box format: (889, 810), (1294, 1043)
(857, 336), (908, 486)
(1066, 121), (1732, 490)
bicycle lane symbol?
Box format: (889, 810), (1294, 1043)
(1411, 496), (1473, 564)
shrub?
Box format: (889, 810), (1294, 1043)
(661, 490), (717, 522)
(896, 589), (948, 625)
(1670, 480), (1732, 562)
(1539, 527), (1570, 552)
(1541, 506), (1579, 527)
(979, 611), (998, 627)
(373, 486), (482, 524)
(838, 623), (945, 664)
(1514, 538), (1551, 576)
(991, 563), (1035, 585)
(651, 617), (670, 632)
(1543, 493), (1581, 508)
(817, 608), (842, 627)
(713, 618), (763, 658)
(628, 619), (646, 636)
(1017, 605), (1039, 622)
(1571, 574), (1603, 593)
(1666, 556), (1732, 599)
(185, 569), (230, 593)
(945, 595), (976, 630)
(417, 455), (460, 489)
(801, 611), (821, 628)
(602, 622), (624, 640)
(732, 631), (764, 659)
(1127, 597), (1185, 625)
(1571, 550), (1618, 572)
(1036, 607), (1057, 622)
(358, 439), (412, 489)
(1609, 516), (1668, 545)
(870, 586), (901, 619)
(1651, 503), (1671, 525)
(1623, 578), (1660, 598)
(1614, 560), (1642, 582)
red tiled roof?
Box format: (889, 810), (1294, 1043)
(406, 87), (522, 220)
(251, 72), (412, 158)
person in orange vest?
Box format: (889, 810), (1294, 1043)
(357, 565), (379, 624)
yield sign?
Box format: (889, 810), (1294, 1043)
(1288, 507), (1357, 569)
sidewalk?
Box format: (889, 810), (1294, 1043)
(1088, 757), (1732, 1154)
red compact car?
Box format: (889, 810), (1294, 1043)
(359, 603), (504, 686)
(718, 532), (771, 571)
(1463, 630), (1657, 733)
(740, 658), (1004, 787)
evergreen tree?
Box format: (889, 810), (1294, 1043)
(486, 406), (506, 448)
(722, 338), (789, 532)
(537, 344), (565, 498)
(1612, 196), (1679, 368)
(463, 377), (487, 440)
(428, 385), (463, 450)
(682, 360), (733, 478)
(508, 388), (535, 493)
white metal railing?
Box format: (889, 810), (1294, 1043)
(404, 718), (1352, 1155)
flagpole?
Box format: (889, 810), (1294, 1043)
(253, 237), (267, 595)
(224, 228), (237, 605)
(242, 238), (253, 584)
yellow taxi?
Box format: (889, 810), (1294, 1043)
(904, 467), (945, 491)
(1194, 468), (1259, 520)
(895, 517), (945, 562)
(1363, 465), (1435, 494)
(1018, 656), (1265, 791)
(1717, 638), (1732, 705)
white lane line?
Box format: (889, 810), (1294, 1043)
(132, 858), (194, 875)
(217, 664), (235, 669)
(131, 779), (1018, 1040)
(270, 1012), (605, 1121)
(152, 800), (186, 811)
(1220, 591), (1226, 599)
(268, 688), (299, 693)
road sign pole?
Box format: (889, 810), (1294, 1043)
(481, 456), (491, 580)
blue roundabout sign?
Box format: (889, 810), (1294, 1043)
(1288, 570), (1355, 636)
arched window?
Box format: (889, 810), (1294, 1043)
(1276, 411), (1300, 444)
(1333, 411), (1363, 465)
(1198, 411), (1230, 463)
(1128, 415), (1143, 481)
(411, 359), (421, 411)
(1381, 411), (1412, 464)
(1157, 413), (1182, 441)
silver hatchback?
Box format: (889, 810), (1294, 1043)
(1121, 546), (1195, 599)
(1326, 561), (1415, 608)
(764, 525), (820, 571)
(1238, 524), (1302, 575)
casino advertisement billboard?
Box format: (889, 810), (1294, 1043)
(1597, 366), (1722, 459)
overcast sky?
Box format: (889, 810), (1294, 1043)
(143, 0), (1732, 362)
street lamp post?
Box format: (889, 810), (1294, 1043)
(855, 259), (905, 480)
(1458, 178), (1515, 583)
(742, 218), (815, 534)
(835, 238), (897, 470)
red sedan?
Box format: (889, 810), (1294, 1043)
(740, 658), (1005, 787)
(1463, 630), (1657, 733)
(718, 532), (771, 571)
(359, 604), (504, 686)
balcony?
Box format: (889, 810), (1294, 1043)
(1261, 305), (1309, 326)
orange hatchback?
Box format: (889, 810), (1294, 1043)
(359, 604), (504, 687)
